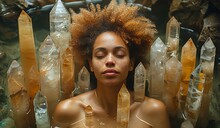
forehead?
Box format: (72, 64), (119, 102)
(93, 31), (127, 49)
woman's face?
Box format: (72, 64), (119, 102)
(89, 31), (133, 87)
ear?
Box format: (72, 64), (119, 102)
(129, 60), (134, 71)
(89, 60), (94, 72)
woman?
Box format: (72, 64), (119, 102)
(53, 1), (170, 128)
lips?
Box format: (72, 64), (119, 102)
(102, 69), (119, 76)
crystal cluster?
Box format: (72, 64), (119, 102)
(184, 65), (205, 126)
(117, 84), (130, 128)
(134, 62), (146, 102)
(163, 56), (182, 117)
(34, 91), (50, 128)
(166, 16), (180, 58)
(39, 35), (61, 119)
(7, 60), (30, 128)
(149, 37), (167, 100)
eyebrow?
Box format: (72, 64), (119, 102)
(93, 46), (127, 52)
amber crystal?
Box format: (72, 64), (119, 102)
(84, 105), (94, 127)
(117, 84), (130, 128)
(61, 47), (75, 99)
(18, 10), (38, 86)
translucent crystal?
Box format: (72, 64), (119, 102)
(117, 84), (130, 128)
(184, 64), (205, 126)
(200, 37), (216, 93)
(7, 60), (30, 128)
(134, 62), (146, 102)
(18, 10), (38, 87)
(34, 91), (50, 128)
(73, 66), (90, 96)
(50, 0), (71, 55)
(181, 120), (194, 128)
(39, 35), (60, 119)
(149, 37), (167, 100)
(179, 38), (197, 110)
(163, 57), (182, 117)
(84, 105), (94, 127)
(61, 47), (75, 99)
(166, 16), (180, 58)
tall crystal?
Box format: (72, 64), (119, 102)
(73, 66), (90, 96)
(149, 37), (167, 100)
(134, 62), (146, 102)
(166, 16), (180, 58)
(18, 10), (38, 86)
(7, 60), (30, 128)
(39, 35), (60, 120)
(184, 64), (205, 126)
(84, 105), (94, 127)
(163, 57), (182, 117)
(117, 84), (130, 128)
(50, 0), (71, 55)
(179, 38), (197, 111)
(34, 91), (50, 128)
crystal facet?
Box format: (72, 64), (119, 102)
(149, 37), (167, 100)
(134, 62), (146, 102)
(39, 35), (60, 119)
(50, 0), (71, 55)
(184, 64), (205, 126)
(7, 60), (30, 128)
(163, 56), (182, 117)
(117, 84), (130, 128)
(166, 16), (180, 58)
(34, 91), (50, 128)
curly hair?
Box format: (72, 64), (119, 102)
(70, 0), (156, 65)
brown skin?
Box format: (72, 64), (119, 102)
(53, 32), (170, 128)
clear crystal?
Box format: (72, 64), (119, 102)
(163, 56), (182, 117)
(134, 62), (146, 102)
(166, 16), (180, 58)
(179, 38), (197, 110)
(39, 35), (60, 119)
(117, 84), (130, 128)
(184, 64), (205, 126)
(50, 0), (71, 55)
(34, 91), (50, 128)
(149, 37), (167, 100)
(7, 60), (30, 128)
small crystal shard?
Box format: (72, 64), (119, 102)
(84, 105), (94, 127)
(166, 16), (180, 58)
(18, 10), (38, 87)
(134, 62), (146, 102)
(163, 57), (182, 117)
(39, 35), (61, 119)
(179, 38), (197, 110)
(34, 91), (50, 128)
(73, 66), (90, 96)
(7, 60), (30, 128)
(117, 84), (130, 128)
(184, 64), (205, 126)
(149, 37), (167, 100)
(50, 0), (71, 55)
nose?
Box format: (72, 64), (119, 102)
(105, 54), (115, 67)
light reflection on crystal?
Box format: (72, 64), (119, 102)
(134, 62), (146, 102)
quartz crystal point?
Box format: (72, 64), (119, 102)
(134, 62), (146, 102)
(33, 91), (50, 128)
(166, 16), (180, 58)
(117, 84), (130, 128)
(50, 0), (71, 55)
(61, 47), (75, 99)
(84, 105), (94, 127)
(163, 57), (182, 117)
(149, 37), (167, 100)
(73, 66), (90, 96)
(18, 10), (38, 86)
(7, 60), (30, 128)
(39, 35), (60, 120)
(179, 38), (197, 111)
(184, 64), (205, 126)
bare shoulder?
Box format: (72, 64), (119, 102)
(138, 97), (170, 128)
